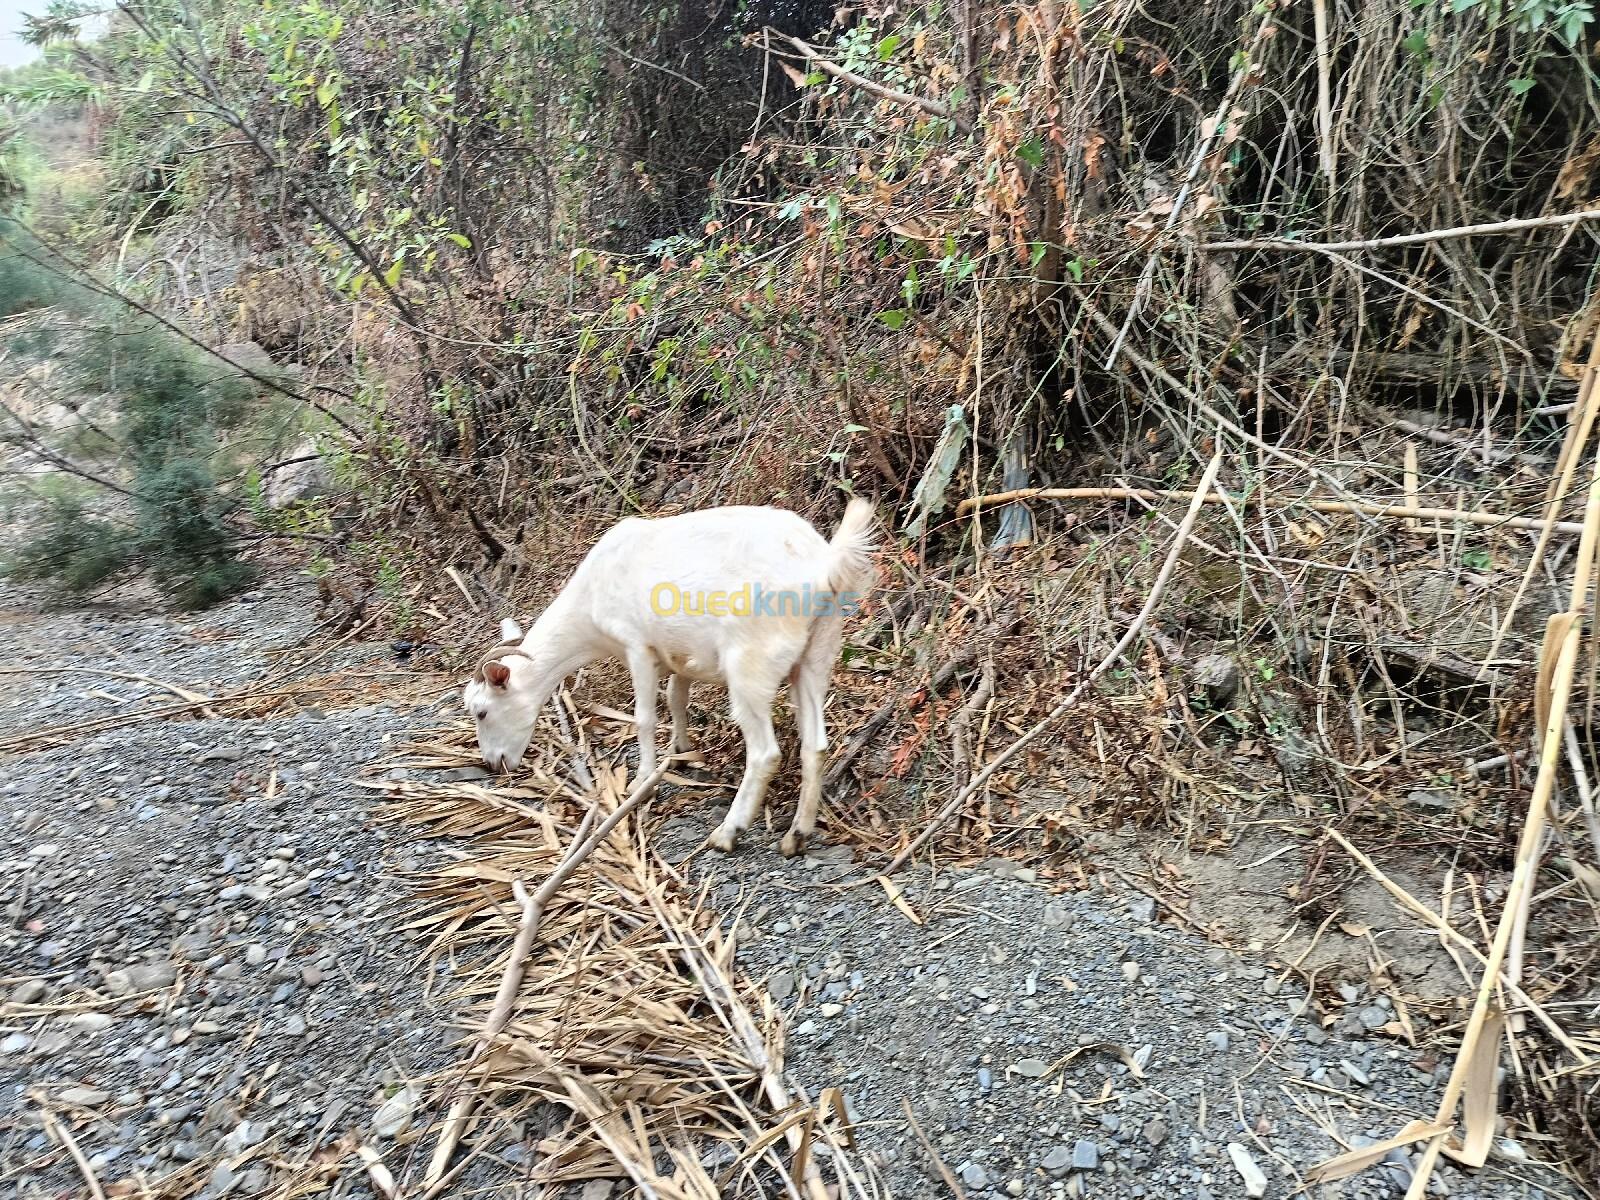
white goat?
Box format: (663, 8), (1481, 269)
(465, 499), (876, 855)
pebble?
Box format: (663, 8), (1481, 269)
(959, 1161), (989, 1190)
(58, 1086), (111, 1106)
(1042, 1145), (1073, 1176)
(1206, 1030), (1230, 1052)
(10, 979), (47, 1004)
(1121, 961), (1140, 983)
(1005, 1181), (1025, 1197)
(245, 944), (267, 966)
(1071, 1139), (1099, 1170)
(768, 971), (795, 1001)
(1227, 1143), (1268, 1197)
(1012, 1057), (1049, 1078)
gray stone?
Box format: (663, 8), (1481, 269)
(959, 1161), (990, 1190)
(1190, 653), (1241, 704)
(768, 970), (795, 1001)
(1227, 1143), (1267, 1197)
(9, 979), (47, 1004)
(1072, 1139), (1099, 1170)
(1012, 1057), (1049, 1078)
(1042, 1145), (1074, 1176)
(1206, 1030), (1230, 1052)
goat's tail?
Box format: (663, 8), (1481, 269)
(825, 496), (878, 596)
(793, 498), (877, 688)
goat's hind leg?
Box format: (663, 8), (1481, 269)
(781, 662), (829, 857)
(707, 673), (781, 853)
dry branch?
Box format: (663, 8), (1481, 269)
(766, 29), (973, 133)
(420, 756), (673, 1193)
(1204, 208), (1600, 253)
(886, 450), (1225, 873)
(954, 486), (1585, 535)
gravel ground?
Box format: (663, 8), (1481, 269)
(0, 579), (1584, 1199)
(0, 579), (462, 1198)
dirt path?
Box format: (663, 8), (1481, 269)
(0, 580), (1584, 1199)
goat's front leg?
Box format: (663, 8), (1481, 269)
(708, 681), (781, 853)
(625, 649), (660, 789)
(666, 674), (695, 756)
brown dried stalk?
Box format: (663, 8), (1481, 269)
(420, 755), (674, 1193)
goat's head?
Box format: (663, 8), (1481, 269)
(464, 617), (539, 773)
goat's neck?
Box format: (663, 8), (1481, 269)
(513, 597), (602, 713)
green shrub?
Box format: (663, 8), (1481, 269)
(1, 225), (258, 607)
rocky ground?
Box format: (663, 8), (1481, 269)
(0, 577), (1586, 1199)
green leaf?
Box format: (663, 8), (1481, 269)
(383, 260), (404, 289)
(1015, 135), (1045, 169)
(877, 33), (901, 60)
(842, 423), (869, 434)
(315, 78), (338, 107)
(1509, 77), (1536, 96)
(445, 232), (472, 248)
(1064, 256), (1085, 282)
(804, 70), (825, 87)
(1401, 28), (1429, 57)
(876, 309), (909, 330)
(1029, 241), (1049, 268)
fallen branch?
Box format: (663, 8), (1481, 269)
(766, 29), (972, 133)
(886, 450), (1224, 873)
(1204, 208), (1600, 253)
(420, 755), (674, 1193)
(954, 485), (1586, 535)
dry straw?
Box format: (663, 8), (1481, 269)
(376, 730), (877, 1198)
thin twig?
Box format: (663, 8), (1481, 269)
(36, 1101), (108, 1200)
(766, 29), (972, 133)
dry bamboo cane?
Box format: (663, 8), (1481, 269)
(1396, 424), (1600, 1200)
(886, 450), (1224, 874)
(954, 486), (1587, 535)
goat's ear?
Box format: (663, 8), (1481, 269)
(499, 617), (525, 643)
(484, 660), (512, 688)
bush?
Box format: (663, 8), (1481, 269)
(1, 225), (258, 607)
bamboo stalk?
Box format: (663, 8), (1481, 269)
(887, 450), (1224, 873)
(1397, 409), (1600, 1199)
(1478, 322), (1600, 676)
(953, 485), (1586, 535)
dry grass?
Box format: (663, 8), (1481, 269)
(367, 723), (881, 1199)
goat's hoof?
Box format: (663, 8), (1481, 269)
(779, 830), (808, 858)
(707, 828), (738, 854)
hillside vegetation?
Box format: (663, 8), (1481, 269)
(3, 0), (1600, 1184)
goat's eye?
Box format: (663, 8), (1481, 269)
(475, 710), (487, 721)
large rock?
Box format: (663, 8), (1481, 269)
(263, 437), (335, 510)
